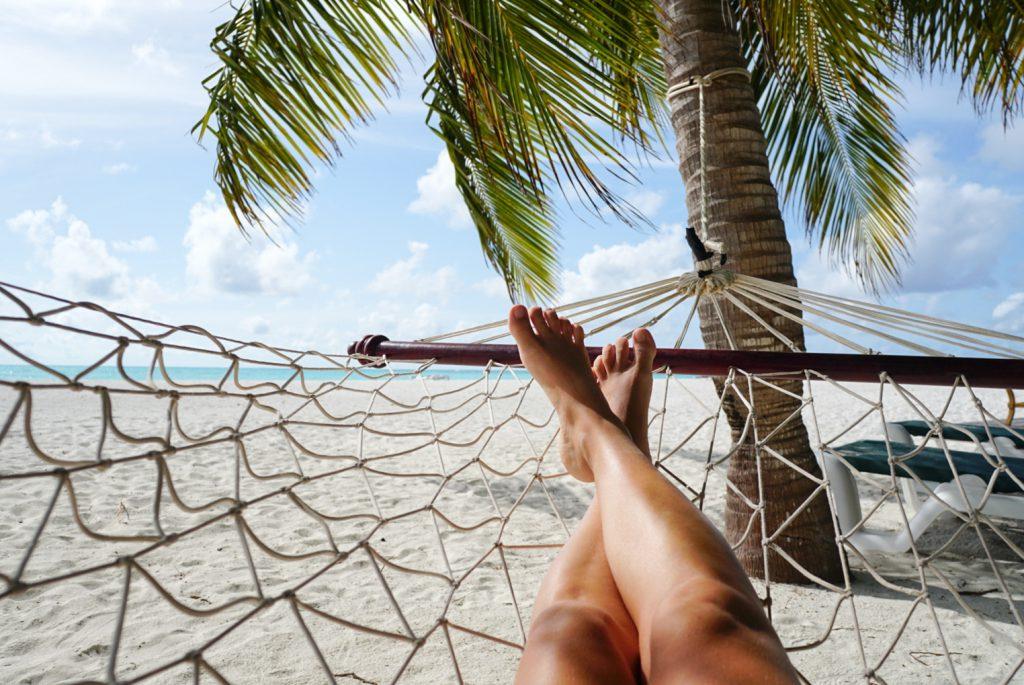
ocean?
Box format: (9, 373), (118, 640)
(0, 364), (522, 383)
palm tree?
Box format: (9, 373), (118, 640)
(195, 0), (1024, 582)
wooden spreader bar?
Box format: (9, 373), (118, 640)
(348, 336), (1024, 389)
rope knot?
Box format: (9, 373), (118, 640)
(685, 227), (726, 276)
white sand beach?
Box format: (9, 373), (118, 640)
(1, 375), (1022, 684)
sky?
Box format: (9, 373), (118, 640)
(1, 1), (1023, 364)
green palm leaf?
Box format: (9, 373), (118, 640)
(412, 0), (666, 300)
(197, 0), (1024, 299)
(194, 0), (416, 234)
(736, 0), (914, 292)
(894, 0), (1024, 120)
(196, 0), (666, 302)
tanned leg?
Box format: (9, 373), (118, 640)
(508, 305), (798, 685)
(515, 310), (648, 684)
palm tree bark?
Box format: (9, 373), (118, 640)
(655, 0), (843, 584)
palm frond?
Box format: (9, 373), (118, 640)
(429, 63), (560, 301)
(196, 0), (665, 301)
(735, 0), (914, 292)
(193, 0), (416, 235)
(414, 0), (666, 301)
(893, 0), (1024, 121)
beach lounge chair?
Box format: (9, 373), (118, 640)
(821, 427), (1024, 554)
(892, 419), (1024, 450)
(882, 421), (1024, 510)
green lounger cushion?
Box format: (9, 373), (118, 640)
(896, 420), (1024, 449)
(833, 439), (1024, 494)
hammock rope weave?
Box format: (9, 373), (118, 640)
(2, 280), (1024, 684)
(4, 65), (1023, 685)
(417, 267), (1024, 360)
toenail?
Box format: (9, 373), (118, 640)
(512, 306), (527, 319)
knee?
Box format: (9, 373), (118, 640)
(522, 601), (638, 682)
(529, 600), (623, 648)
(648, 579), (770, 649)
(644, 581), (796, 684)
(528, 597), (630, 663)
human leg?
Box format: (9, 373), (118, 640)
(508, 305), (797, 684)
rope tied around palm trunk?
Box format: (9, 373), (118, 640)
(665, 67), (751, 350)
(665, 67), (751, 245)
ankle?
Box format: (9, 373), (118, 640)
(565, 408), (630, 458)
(562, 402), (622, 434)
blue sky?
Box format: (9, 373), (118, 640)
(2, 1), (1023, 363)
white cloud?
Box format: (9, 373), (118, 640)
(475, 276), (510, 299)
(5, 197), (159, 307)
(7, 199), (65, 246)
(48, 221), (129, 297)
(131, 39), (181, 76)
(0, 0), (184, 36)
(0, 35), (203, 118)
(559, 224), (689, 302)
(1, 127), (81, 151)
(245, 316), (271, 336)
(794, 248), (864, 299)
(368, 241), (458, 301)
(900, 176), (1018, 292)
(359, 241), (462, 340)
(797, 135), (1019, 296)
(978, 123), (1024, 171)
(993, 292), (1024, 333)
(0, 0), (118, 35)
(112, 235), (156, 253)
(407, 150), (471, 228)
(907, 135), (946, 177)
(623, 189), (666, 218)
(183, 193), (316, 297)
(357, 301), (444, 340)
(39, 127), (81, 149)
(103, 162), (135, 175)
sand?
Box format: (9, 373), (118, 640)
(1, 373), (1022, 684)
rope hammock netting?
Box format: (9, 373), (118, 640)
(1, 268), (1024, 684)
(3, 70), (1024, 685)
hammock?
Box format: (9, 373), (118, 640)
(3, 66), (1024, 685)
(2, 275), (1024, 684)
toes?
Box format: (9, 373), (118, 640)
(602, 343), (616, 370)
(543, 308), (562, 335)
(593, 357), (608, 381)
(615, 337), (631, 368)
(528, 306), (551, 338)
(508, 305), (535, 345)
(572, 323), (585, 346)
(633, 328), (657, 371)
(572, 323), (587, 360)
(560, 318), (574, 339)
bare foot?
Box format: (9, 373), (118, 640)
(592, 329), (657, 458)
(507, 305), (624, 481)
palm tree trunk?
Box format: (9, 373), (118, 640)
(655, 0), (842, 584)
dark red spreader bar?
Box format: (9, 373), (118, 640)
(348, 336), (1024, 389)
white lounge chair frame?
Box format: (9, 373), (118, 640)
(822, 423), (1024, 554)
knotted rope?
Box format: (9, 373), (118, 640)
(665, 67), (751, 244)
(3, 280), (1024, 684)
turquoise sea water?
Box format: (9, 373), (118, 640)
(0, 364), (520, 383)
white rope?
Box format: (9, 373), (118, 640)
(665, 67), (751, 241)
(3, 281), (1024, 683)
(403, 265), (1024, 363)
